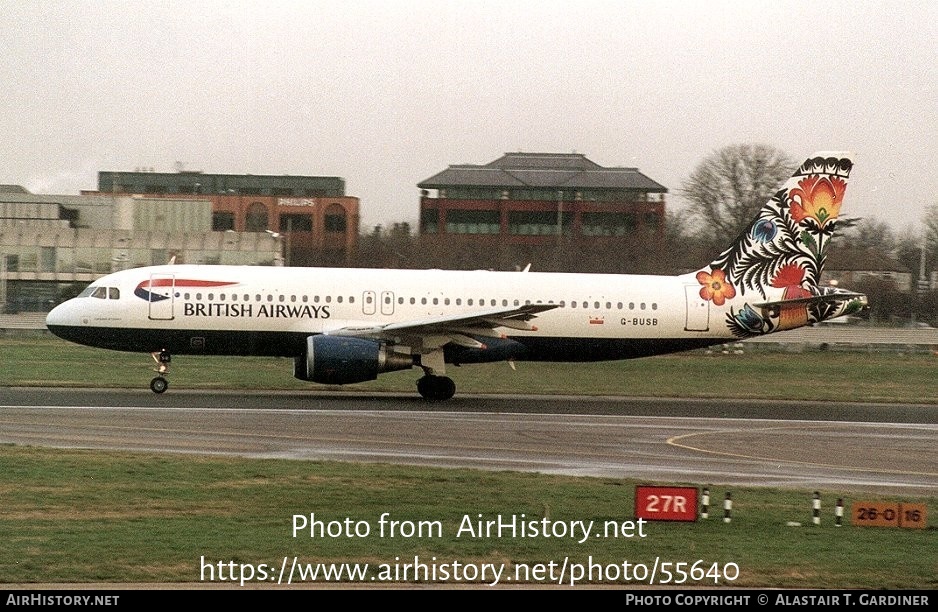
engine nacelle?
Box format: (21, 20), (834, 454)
(294, 335), (414, 385)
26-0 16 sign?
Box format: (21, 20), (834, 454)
(634, 486), (699, 522)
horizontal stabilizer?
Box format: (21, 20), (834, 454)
(753, 290), (867, 310)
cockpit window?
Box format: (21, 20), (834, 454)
(78, 285), (120, 299)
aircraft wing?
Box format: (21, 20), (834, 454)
(325, 303), (559, 349)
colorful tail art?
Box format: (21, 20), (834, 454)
(689, 152), (867, 338)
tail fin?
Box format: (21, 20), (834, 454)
(690, 151), (867, 336)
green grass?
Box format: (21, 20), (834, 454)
(1, 336), (936, 588)
(5, 335), (938, 404)
(0, 446), (935, 588)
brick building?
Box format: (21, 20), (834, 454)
(92, 170), (359, 266)
(417, 152), (667, 246)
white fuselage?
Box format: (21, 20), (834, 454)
(45, 263), (739, 361)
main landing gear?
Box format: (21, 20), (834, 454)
(416, 374), (456, 401)
(415, 351), (455, 401)
(149, 349), (171, 394)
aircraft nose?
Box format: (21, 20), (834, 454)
(45, 302), (66, 328)
(45, 300), (80, 330)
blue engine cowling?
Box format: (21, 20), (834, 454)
(294, 335), (414, 385)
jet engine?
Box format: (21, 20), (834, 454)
(294, 335), (414, 385)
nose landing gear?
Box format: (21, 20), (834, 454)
(150, 349), (171, 394)
(150, 375), (169, 394)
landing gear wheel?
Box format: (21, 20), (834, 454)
(149, 349), (171, 393)
(416, 375), (456, 401)
(150, 376), (169, 394)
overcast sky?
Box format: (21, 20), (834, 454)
(3, 0), (937, 236)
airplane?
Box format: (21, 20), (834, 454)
(45, 151), (867, 400)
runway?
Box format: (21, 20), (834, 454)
(1, 388), (936, 496)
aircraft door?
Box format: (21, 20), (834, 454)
(381, 291), (395, 316)
(684, 285), (709, 331)
(148, 273), (175, 320)
(362, 291), (376, 315)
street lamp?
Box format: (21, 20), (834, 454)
(265, 230), (284, 266)
(556, 190), (564, 243)
(0, 253), (7, 311)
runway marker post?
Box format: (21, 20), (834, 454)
(813, 492), (821, 526)
(835, 498), (844, 527)
(723, 492), (732, 523)
(700, 487), (710, 519)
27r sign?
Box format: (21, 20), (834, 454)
(634, 486), (699, 522)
